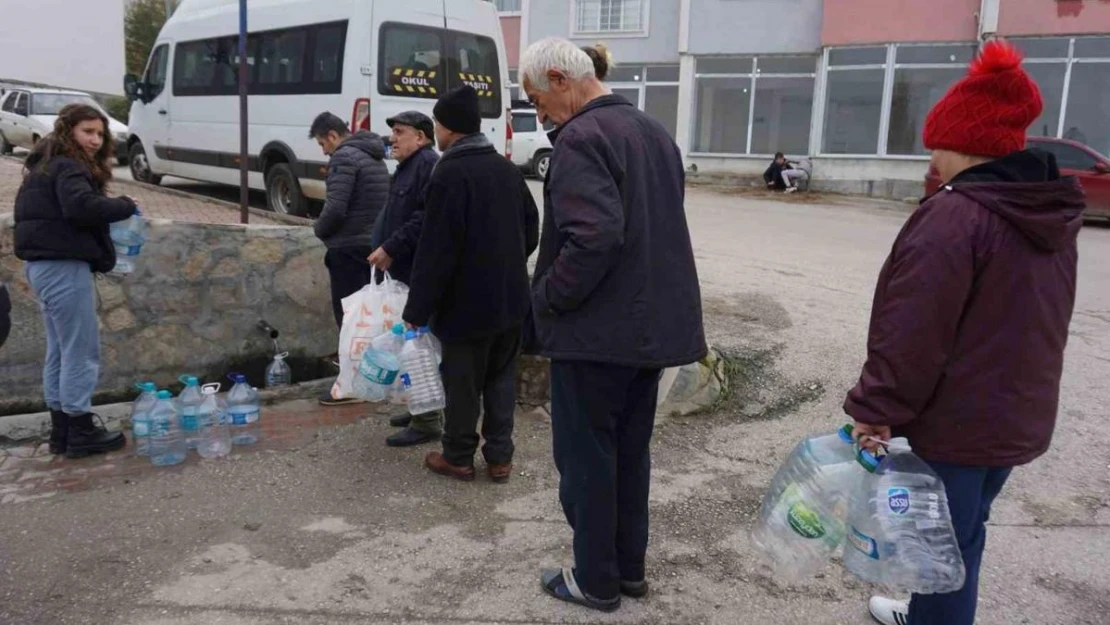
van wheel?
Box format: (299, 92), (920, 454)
(0, 133), (12, 155)
(129, 142), (162, 185)
(532, 151), (551, 179)
(265, 163), (307, 217)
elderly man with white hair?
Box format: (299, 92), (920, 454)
(520, 37), (707, 612)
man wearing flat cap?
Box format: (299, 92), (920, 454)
(369, 110), (444, 448)
(402, 85), (539, 483)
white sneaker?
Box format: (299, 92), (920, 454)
(785, 186), (798, 194)
(869, 596), (910, 625)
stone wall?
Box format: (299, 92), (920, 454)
(0, 216), (335, 414)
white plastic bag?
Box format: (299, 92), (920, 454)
(331, 270), (409, 399)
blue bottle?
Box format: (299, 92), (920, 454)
(148, 390), (186, 466)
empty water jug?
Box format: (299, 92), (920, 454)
(110, 210), (145, 275)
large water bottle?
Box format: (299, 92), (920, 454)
(196, 383), (232, 459)
(226, 373), (261, 445)
(400, 328), (446, 416)
(385, 324), (409, 405)
(843, 439), (965, 594)
(265, 352), (292, 388)
(148, 390), (186, 466)
(129, 381), (159, 457)
(109, 210), (145, 275)
(176, 375), (204, 450)
(751, 425), (879, 578)
(353, 342), (401, 402)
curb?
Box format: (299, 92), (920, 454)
(0, 378), (334, 444)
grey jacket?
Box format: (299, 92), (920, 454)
(529, 95), (707, 368)
(315, 132), (389, 249)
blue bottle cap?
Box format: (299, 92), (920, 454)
(228, 372), (247, 384)
(404, 330), (419, 340)
(157, 390), (172, 399)
(135, 381), (157, 392)
(179, 375), (199, 386)
(837, 424), (854, 444)
(392, 323), (405, 335)
(856, 448), (881, 473)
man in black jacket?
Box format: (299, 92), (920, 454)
(310, 112), (390, 406)
(403, 85), (539, 483)
(520, 37), (706, 612)
(368, 111), (443, 446)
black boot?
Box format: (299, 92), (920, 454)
(65, 413), (126, 459)
(385, 428), (440, 448)
(48, 410), (69, 455)
(389, 414), (412, 428)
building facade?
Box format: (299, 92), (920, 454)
(495, 0), (1110, 196)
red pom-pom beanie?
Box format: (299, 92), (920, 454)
(922, 40), (1044, 157)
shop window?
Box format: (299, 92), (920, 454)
(645, 65), (680, 82)
(828, 47), (886, 66)
(1023, 63), (1066, 138)
(1063, 63), (1110, 155)
(644, 85), (678, 139)
(694, 77), (751, 153)
(751, 76), (814, 155)
(1012, 38), (1070, 59)
(822, 69), (884, 154)
(697, 57), (753, 75)
(895, 44), (977, 65)
(1073, 37), (1110, 58)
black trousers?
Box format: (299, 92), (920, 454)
(0, 283), (10, 350)
(440, 327), (522, 467)
(324, 246), (375, 328)
(550, 360), (661, 600)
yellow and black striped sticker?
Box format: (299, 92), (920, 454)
(388, 66), (441, 97)
(458, 73), (496, 97)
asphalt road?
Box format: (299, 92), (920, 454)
(1, 180), (1108, 625)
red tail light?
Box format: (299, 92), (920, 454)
(505, 108), (513, 160)
(351, 98), (370, 132)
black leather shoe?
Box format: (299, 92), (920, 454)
(386, 428), (440, 448)
(48, 410), (69, 455)
(65, 413), (126, 459)
(389, 414), (412, 428)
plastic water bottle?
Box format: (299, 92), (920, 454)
(176, 375), (204, 450)
(226, 373), (261, 445)
(843, 439), (965, 594)
(148, 390), (186, 466)
(386, 324), (409, 405)
(751, 425), (879, 578)
(353, 340), (401, 402)
(400, 328), (446, 416)
(418, 326), (442, 365)
(265, 352), (292, 388)
(129, 381), (159, 457)
(196, 383), (232, 459)
(110, 210), (145, 275)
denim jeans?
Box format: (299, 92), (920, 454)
(909, 462), (1013, 625)
(26, 260), (100, 416)
(549, 360), (661, 600)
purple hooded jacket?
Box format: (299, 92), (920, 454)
(845, 150), (1085, 467)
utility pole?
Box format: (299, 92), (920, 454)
(238, 0), (249, 224)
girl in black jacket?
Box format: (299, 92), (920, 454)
(14, 104), (136, 458)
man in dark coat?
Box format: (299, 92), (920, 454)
(848, 41), (1084, 625)
(520, 37), (706, 613)
(309, 112), (391, 406)
(368, 111), (442, 446)
(402, 85), (540, 482)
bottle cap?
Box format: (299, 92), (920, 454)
(392, 323), (405, 335)
(837, 423), (854, 444)
(228, 372), (247, 384)
(405, 330), (418, 340)
(179, 375), (199, 386)
(856, 447), (881, 473)
(157, 390), (172, 399)
(135, 381), (157, 392)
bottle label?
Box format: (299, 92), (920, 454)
(786, 502), (826, 539)
(181, 409), (200, 432)
(400, 373), (412, 389)
(133, 421), (150, 437)
(150, 419), (172, 436)
(358, 356), (398, 385)
(848, 526), (880, 559)
(887, 488), (911, 515)
(230, 409), (259, 425)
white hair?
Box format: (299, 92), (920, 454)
(519, 37), (596, 92)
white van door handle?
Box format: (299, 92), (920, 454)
(158, 109), (168, 115)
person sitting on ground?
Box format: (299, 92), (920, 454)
(847, 40), (1084, 625)
(402, 86), (539, 484)
(763, 152), (806, 193)
(14, 104), (137, 458)
(308, 112), (390, 407)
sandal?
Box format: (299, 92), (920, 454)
(540, 568), (621, 613)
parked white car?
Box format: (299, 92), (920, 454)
(510, 103), (553, 178)
(0, 88), (129, 164)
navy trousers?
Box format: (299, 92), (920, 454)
(550, 360), (661, 600)
(909, 462), (1012, 625)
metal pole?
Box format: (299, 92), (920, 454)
(238, 0), (249, 224)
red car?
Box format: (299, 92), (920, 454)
(925, 136), (1110, 219)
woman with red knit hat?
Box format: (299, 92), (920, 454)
(845, 40), (1085, 625)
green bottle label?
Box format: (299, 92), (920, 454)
(787, 502), (826, 539)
